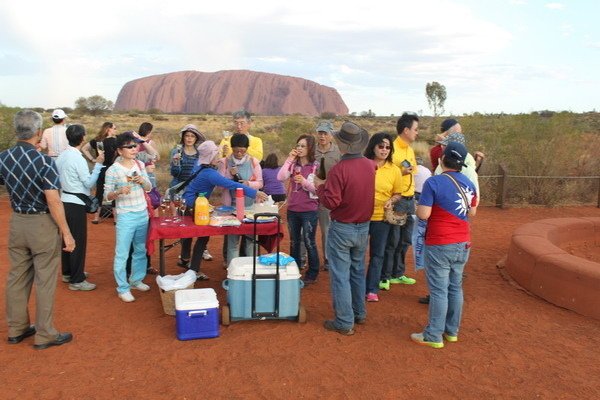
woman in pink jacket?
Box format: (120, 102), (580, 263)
(278, 134), (320, 284)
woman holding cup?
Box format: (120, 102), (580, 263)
(277, 135), (320, 284)
(169, 124), (205, 188)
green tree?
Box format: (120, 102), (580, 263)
(425, 82), (447, 116)
(74, 95), (114, 116)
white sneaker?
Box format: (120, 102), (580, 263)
(118, 291), (135, 302)
(131, 282), (150, 292)
(202, 249), (213, 261)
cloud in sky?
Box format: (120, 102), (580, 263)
(0, 0), (598, 115)
(545, 2), (565, 10)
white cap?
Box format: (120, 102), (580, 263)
(52, 109), (67, 119)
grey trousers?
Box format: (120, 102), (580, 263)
(7, 213), (61, 344)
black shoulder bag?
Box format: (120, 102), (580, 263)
(62, 191), (100, 214)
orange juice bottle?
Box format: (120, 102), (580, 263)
(194, 193), (210, 226)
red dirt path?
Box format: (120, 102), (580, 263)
(0, 197), (599, 399)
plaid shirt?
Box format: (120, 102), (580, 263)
(0, 142), (60, 213)
(104, 160), (150, 214)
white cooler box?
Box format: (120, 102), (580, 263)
(175, 288), (219, 340)
(222, 257), (302, 320)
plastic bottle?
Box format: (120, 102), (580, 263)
(194, 193), (210, 225)
(235, 187), (245, 221)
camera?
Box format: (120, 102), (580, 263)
(232, 173), (242, 182)
(401, 160), (412, 168)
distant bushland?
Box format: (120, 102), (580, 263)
(0, 107), (598, 206)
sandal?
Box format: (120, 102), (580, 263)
(146, 267), (159, 275)
(91, 220), (99, 225)
(196, 272), (209, 281)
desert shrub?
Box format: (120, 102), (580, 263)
(151, 114), (169, 121)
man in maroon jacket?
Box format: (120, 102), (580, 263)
(314, 121), (375, 336)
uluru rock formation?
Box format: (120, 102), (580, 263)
(114, 70), (348, 116)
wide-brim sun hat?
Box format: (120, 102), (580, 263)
(180, 124), (205, 143)
(333, 121), (369, 155)
(197, 140), (219, 165)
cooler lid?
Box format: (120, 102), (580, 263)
(175, 288), (219, 310)
(227, 257), (301, 281)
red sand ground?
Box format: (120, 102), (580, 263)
(0, 198), (599, 399)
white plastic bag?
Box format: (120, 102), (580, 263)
(155, 269), (197, 291)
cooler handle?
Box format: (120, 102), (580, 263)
(222, 279), (230, 290)
(188, 310), (208, 318)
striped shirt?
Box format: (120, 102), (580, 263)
(40, 125), (68, 157)
(104, 161), (150, 214)
(0, 142), (60, 213)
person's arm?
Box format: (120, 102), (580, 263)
(316, 168), (343, 210)
(142, 139), (160, 161)
(416, 204), (432, 220)
(81, 142), (96, 162)
(209, 170), (258, 198)
(77, 156), (104, 189)
(45, 189), (75, 252)
(39, 131), (48, 150)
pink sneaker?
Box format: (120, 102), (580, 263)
(366, 293), (379, 302)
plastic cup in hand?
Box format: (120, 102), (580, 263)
(97, 141), (104, 152)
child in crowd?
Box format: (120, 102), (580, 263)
(261, 153), (286, 203)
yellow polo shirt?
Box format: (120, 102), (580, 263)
(372, 161), (403, 221)
(392, 136), (416, 196)
(219, 134), (263, 160)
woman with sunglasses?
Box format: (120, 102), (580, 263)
(104, 132), (153, 303)
(363, 133), (403, 302)
(277, 135), (320, 284)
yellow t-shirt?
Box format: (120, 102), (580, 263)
(219, 134), (264, 161)
(391, 136), (416, 196)
(372, 161), (403, 221)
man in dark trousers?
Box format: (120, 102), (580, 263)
(0, 109), (75, 349)
(314, 121), (375, 336)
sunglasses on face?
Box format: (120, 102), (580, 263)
(120, 144), (137, 149)
(377, 144), (391, 150)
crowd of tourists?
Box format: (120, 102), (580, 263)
(0, 108), (480, 350)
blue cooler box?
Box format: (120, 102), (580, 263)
(222, 256), (302, 320)
(175, 288), (219, 340)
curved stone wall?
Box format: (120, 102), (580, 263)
(504, 217), (600, 320)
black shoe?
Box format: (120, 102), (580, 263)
(418, 295), (430, 304)
(323, 320), (354, 336)
(177, 259), (190, 268)
(354, 317), (366, 325)
(33, 332), (73, 350)
(7, 325), (36, 344)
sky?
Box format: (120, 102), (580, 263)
(0, 0), (598, 116)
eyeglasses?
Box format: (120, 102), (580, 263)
(120, 144), (137, 149)
(377, 144), (391, 150)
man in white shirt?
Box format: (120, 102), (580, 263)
(39, 109), (69, 158)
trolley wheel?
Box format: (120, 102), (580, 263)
(222, 304), (231, 326)
(297, 305), (307, 323)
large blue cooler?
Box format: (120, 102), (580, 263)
(222, 256), (302, 321)
(175, 288), (219, 340)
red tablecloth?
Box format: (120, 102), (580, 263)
(146, 216), (282, 254)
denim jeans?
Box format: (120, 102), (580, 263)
(226, 234), (254, 265)
(114, 210), (148, 294)
(381, 215), (414, 280)
(423, 242), (470, 342)
(366, 221), (394, 294)
(326, 220), (369, 330)
(287, 210), (320, 280)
